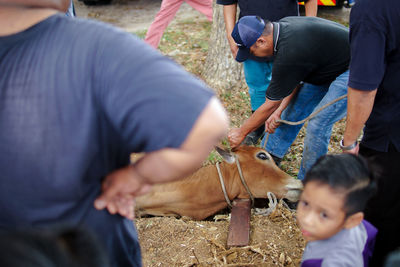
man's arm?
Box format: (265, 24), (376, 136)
(222, 4), (239, 57)
(94, 97), (229, 219)
(342, 87), (377, 154)
(304, 0), (318, 17)
(0, 0), (69, 11)
(265, 84), (302, 133)
(228, 99), (282, 149)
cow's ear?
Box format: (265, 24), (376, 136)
(215, 146), (235, 164)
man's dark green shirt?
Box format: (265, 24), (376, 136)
(267, 16), (350, 100)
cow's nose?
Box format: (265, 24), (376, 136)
(286, 178), (303, 190)
(284, 179), (303, 202)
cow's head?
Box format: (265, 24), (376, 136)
(215, 146), (302, 202)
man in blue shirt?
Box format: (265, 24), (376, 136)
(341, 0), (400, 265)
(0, 0), (228, 266)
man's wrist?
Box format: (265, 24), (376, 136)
(340, 139), (358, 151)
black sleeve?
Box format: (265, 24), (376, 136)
(266, 62), (309, 100)
(216, 0), (238, 5)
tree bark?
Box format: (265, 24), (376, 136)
(202, 1), (244, 90)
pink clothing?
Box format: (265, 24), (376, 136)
(145, 0), (213, 48)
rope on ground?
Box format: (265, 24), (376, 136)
(254, 192), (278, 216)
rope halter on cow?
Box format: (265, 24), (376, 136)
(215, 156), (255, 208)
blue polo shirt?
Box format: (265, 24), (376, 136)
(348, 0), (400, 151)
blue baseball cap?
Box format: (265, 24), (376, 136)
(231, 16), (265, 62)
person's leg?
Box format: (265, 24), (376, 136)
(144, 0), (183, 49)
(243, 59), (272, 112)
(297, 70), (349, 180)
(261, 83), (326, 163)
(242, 60), (272, 145)
(360, 144), (400, 267)
(185, 0), (213, 21)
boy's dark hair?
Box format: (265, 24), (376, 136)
(0, 225), (110, 267)
(304, 154), (377, 216)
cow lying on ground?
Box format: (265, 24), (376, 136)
(135, 146), (303, 220)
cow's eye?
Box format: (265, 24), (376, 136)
(256, 152), (269, 160)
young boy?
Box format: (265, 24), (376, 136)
(297, 154), (378, 267)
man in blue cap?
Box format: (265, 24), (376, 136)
(228, 15), (350, 180)
(217, 0), (317, 146)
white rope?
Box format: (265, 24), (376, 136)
(255, 192), (278, 216)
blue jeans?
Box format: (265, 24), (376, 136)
(243, 59), (273, 111)
(261, 70), (349, 180)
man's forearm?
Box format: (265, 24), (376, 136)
(343, 87), (377, 146)
(223, 5), (237, 44)
(240, 100), (281, 137)
(0, 0), (69, 11)
(304, 0), (318, 17)
(275, 84), (302, 116)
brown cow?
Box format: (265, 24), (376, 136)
(135, 145), (303, 220)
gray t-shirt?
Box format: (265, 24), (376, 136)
(0, 14), (213, 267)
(301, 220), (377, 267)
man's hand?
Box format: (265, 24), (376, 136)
(265, 110), (282, 133)
(94, 165), (153, 220)
(341, 142), (359, 155)
(94, 97), (228, 220)
(228, 39), (239, 59)
(228, 128), (246, 149)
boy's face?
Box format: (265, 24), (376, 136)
(296, 181), (347, 242)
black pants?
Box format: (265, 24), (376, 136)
(360, 143), (400, 267)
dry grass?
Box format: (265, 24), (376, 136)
(136, 202), (306, 267)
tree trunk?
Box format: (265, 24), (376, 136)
(202, 1), (244, 90)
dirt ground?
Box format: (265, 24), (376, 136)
(136, 202), (306, 267)
(74, 0), (210, 33)
(72, 2), (351, 266)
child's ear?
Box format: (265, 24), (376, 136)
(344, 212), (364, 229)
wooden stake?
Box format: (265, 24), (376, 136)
(227, 198), (251, 247)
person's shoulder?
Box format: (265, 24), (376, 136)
(54, 14), (149, 58)
(350, 0), (388, 22)
(71, 16), (133, 40)
(49, 14), (136, 44)
(278, 16), (327, 29)
(314, 228), (364, 266)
